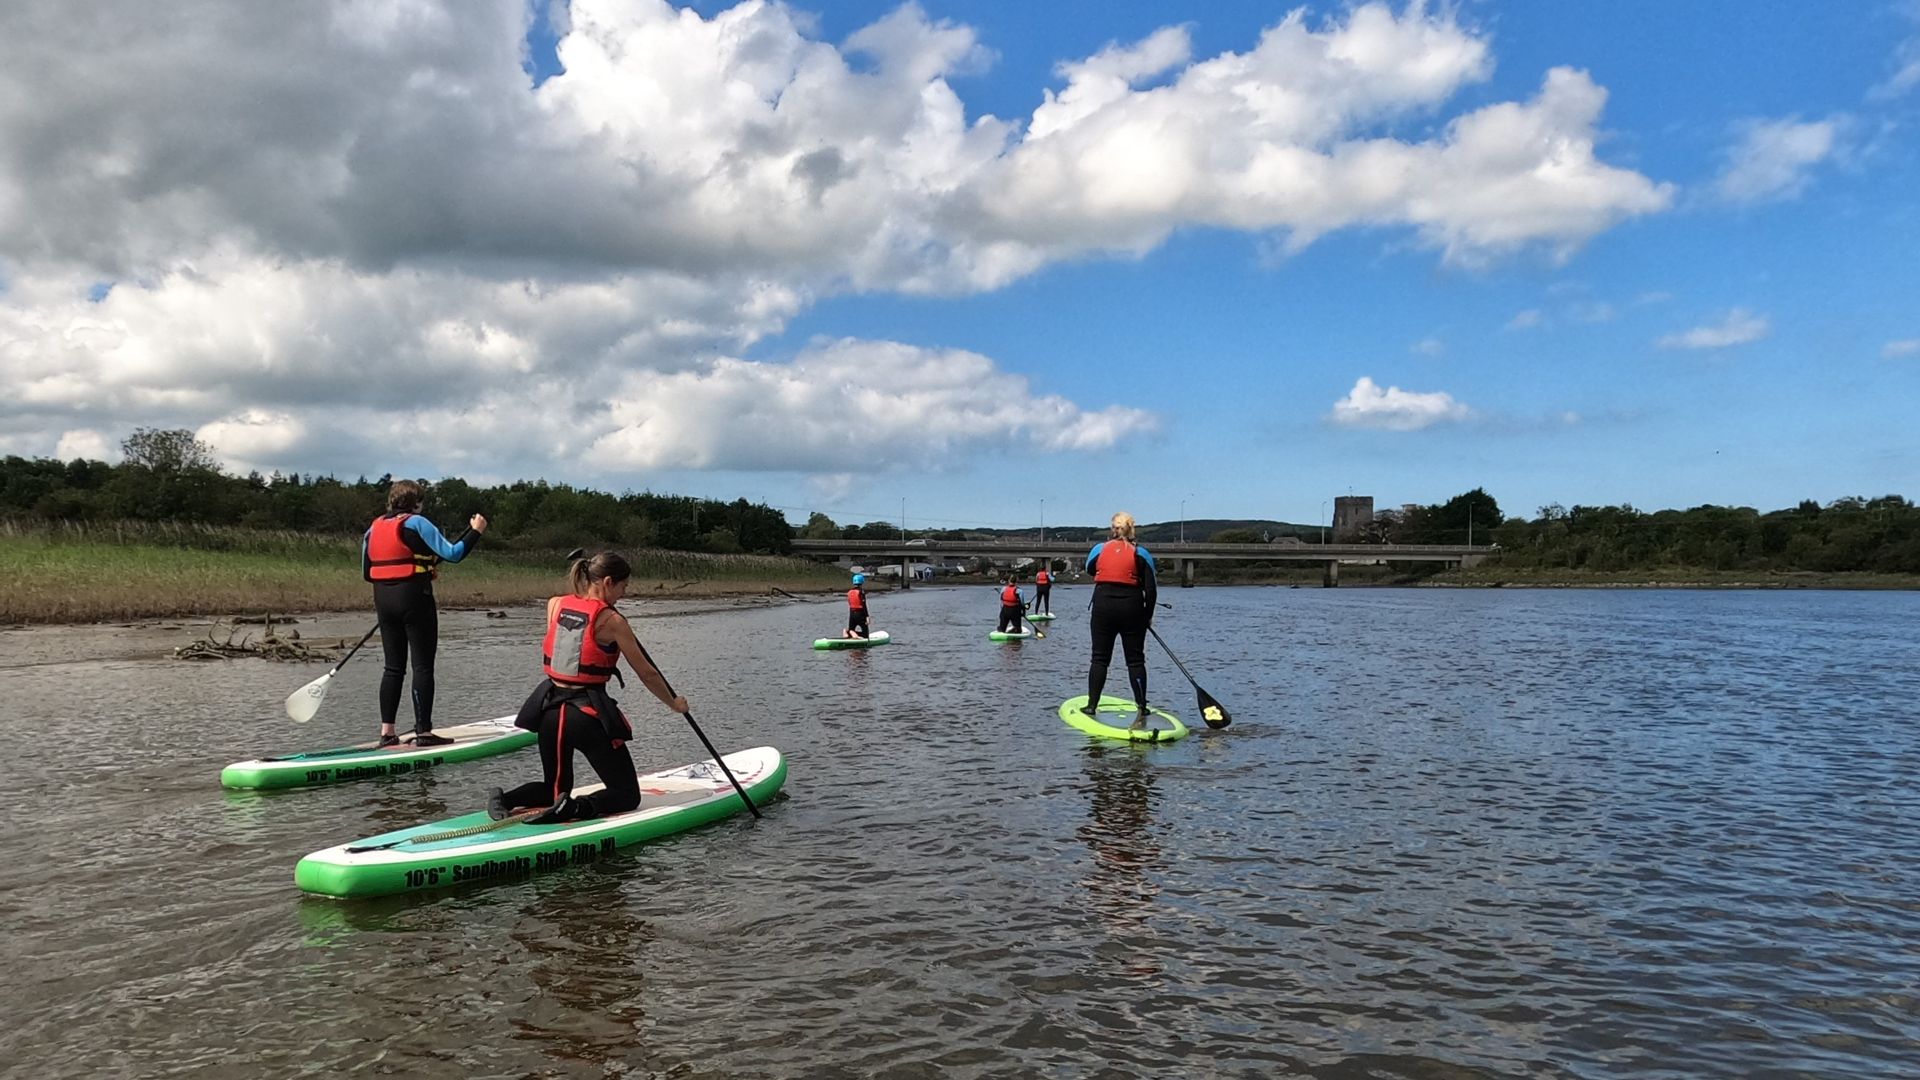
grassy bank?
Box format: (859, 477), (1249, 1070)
(0, 521), (846, 623)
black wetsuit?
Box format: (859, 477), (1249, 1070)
(363, 517), (480, 734)
(1085, 544), (1158, 711)
(503, 681), (639, 822)
(1034, 579), (1052, 614)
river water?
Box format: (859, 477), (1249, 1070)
(1, 585), (1917, 1078)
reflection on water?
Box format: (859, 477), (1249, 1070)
(2, 588), (1919, 1077)
(1077, 744), (1163, 965)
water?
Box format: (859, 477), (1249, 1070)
(2, 586), (1918, 1078)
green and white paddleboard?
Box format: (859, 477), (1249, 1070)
(296, 746), (786, 898)
(1059, 695), (1189, 743)
(1028, 613), (1057, 622)
(989, 629), (1035, 641)
(813, 630), (891, 650)
(221, 716), (535, 790)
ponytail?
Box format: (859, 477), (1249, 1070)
(568, 550), (632, 596)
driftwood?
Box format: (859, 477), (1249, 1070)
(174, 617), (342, 663)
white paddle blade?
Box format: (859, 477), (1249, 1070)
(285, 670), (335, 723)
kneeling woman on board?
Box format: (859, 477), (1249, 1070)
(1084, 512), (1158, 729)
(996, 577), (1026, 633)
(492, 551), (689, 824)
(845, 573), (871, 638)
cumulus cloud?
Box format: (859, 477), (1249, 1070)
(591, 339), (1157, 471)
(53, 429), (113, 461)
(1504, 308), (1545, 331)
(1884, 339), (1920, 359)
(1714, 117), (1843, 204)
(1656, 308), (1771, 349)
(0, 0), (1668, 478)
(1411, 337), (1445, 356)
(1328, 376), (1471, 431)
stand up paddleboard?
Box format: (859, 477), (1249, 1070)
(221, 716), (535, 790)
(813, 631), (892, 650)
(296, 747), (786, 898)
(1059, 695), (1189, 743)
(1028, 613), (1057, 622)
(989, 629), (1035, 641)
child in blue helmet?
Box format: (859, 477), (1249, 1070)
(844, 573), (871, 638)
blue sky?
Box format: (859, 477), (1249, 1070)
(1, 1), (1915, 533)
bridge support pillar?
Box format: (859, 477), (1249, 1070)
(1322, 560), (1339, 588)
(899, 558), (910, 590)
(1181, 559), (1195, 588)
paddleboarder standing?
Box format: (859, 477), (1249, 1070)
(1083, 511), (1158, 728)
(1033, 564), (1053, 615)
(362, 479), (485, 747)
(493, 551), (690, 823)
(845, 573), (872, 638)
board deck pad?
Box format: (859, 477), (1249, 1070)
(1058, 695), (1189, 743)
(814, 630), (891, 650)
(221, 716), (535, 790)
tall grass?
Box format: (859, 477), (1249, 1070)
(0, 518), (844, 623)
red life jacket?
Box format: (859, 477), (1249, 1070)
(365, 514), (435, 582)
(848, 587), (866, 611)
(1093, 540), (1140, 585)
(1000, 584), (1020, 605)
(543, 595), (621, 684)
(1035, 569), (1051, 585)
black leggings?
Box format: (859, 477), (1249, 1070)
(1034, 584), (1051, 613)
(848, 608), (869, 636)
(374, 579), (437, 732)
(998, 604), (1025, 632)
(500, 701), (639, 822)
(1088, 585), (1149, 709)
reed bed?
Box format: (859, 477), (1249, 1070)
(0, 521), (844, 623)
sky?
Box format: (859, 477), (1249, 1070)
(0, 1), (1915, 533)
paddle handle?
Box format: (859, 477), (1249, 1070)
(632, 642), (762, 820)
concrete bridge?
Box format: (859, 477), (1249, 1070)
(789, 538), (1490, 587)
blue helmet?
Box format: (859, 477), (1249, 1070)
(852, 574), (865, 585)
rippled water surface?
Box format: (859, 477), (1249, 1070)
(3, 586), (1919, 1078)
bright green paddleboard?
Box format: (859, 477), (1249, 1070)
(813, 630), (891, 649)
(989, 629), (1035, 641)
(221, 716), (535, 790)
(1059, 695), (1189, 743)
(295, 746), (786, 898)
(1028, 613), (1057, 622)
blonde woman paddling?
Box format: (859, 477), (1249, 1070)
(492, 551), (689, 824)
(1083, 512), (1159, 729)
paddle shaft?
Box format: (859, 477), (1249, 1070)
(1147, 626), (1200, 685)
(631, 640), (761, 819)
(330, 624), (380, 675)
(1148, 625), (1232, 728)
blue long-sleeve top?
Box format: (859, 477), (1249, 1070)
(363, 514), (480, 578)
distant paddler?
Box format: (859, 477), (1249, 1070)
(1083, 512), (1158, 729)
(363, 479), (485, 748)
(491, 551), (691, 824)
(995, 577), (1026, 634)
(844, 573), (872, 639)
(1033, 564), (1053, 615)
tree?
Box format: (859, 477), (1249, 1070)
(801, 512), (841, 539)
(1209, 527), (1262, 543)
(121, 428), (220, 474)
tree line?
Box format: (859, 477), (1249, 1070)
(0, 429), (792, 555)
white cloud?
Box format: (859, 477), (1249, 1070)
(53, 429), (113, 461)
(0, 1), (1669, 478)
(1328, 376), (1471, 431)
(1504, 308), (1545, 331)
(1883, 338), (1920, 359)
(1714, 117), (1842, 204)
(1656, 308), (1771, 349)
(1412, 337), (1445, 356)
(1568, 300), (1616, 324)
(591, 339), (1159, 471)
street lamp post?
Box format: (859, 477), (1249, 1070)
(1040, 498), (1045, 545)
